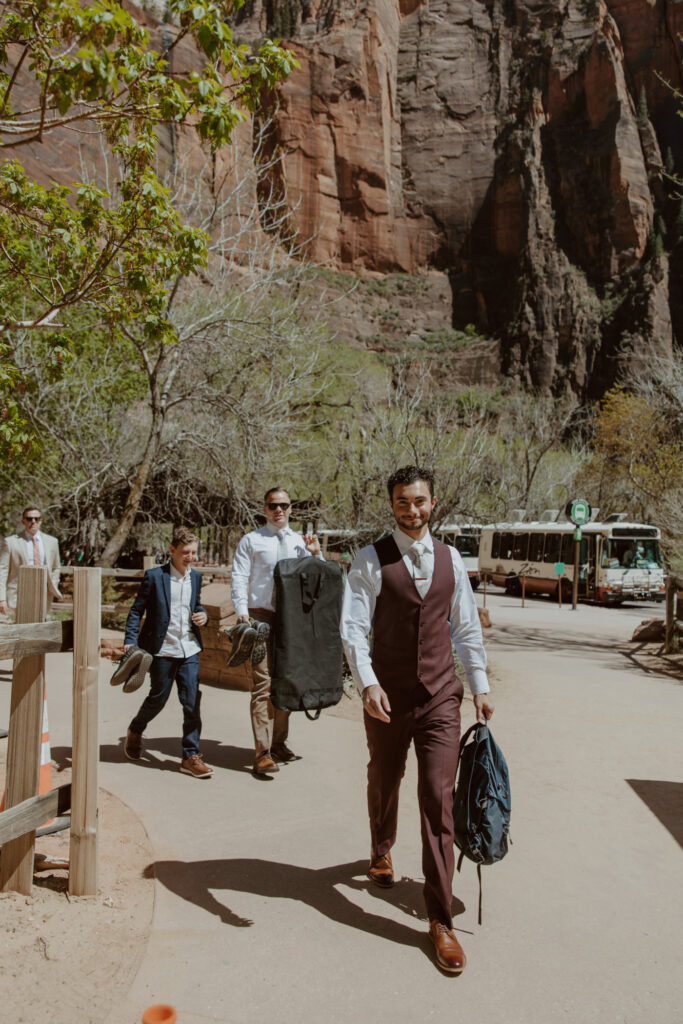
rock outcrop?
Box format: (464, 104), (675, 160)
(233, 0), (683, 397)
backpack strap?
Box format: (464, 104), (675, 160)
(304, 708), (321, 721)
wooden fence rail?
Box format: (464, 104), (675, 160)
(0, 565), (100, 896)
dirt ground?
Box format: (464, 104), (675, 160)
(0, 778), (154, 1024)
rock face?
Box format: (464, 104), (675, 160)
(233, 0), (683, 397)
(11, 1), (681, 397)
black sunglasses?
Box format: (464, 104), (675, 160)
(267, 502), (291, 510)
(24, 515), (42, 522)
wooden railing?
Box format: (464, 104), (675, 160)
(0, 565), (100, 896)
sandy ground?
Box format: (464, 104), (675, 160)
(1, 591), (681, 1024)
(0, 783), (154, 1024)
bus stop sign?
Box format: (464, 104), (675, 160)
(566, 498), (592, 526)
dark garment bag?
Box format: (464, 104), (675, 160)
(271, 557), (344, 719)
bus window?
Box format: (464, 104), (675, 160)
(491, 532), (501, 559)
(604, 538), (663, 569)
(528, 533), (544, 562)
(513, 533), (529, 560)
(560, 533), (574, 564)
(500, 533), (514, 559)
(455, 533), (479, 558)
(543, 533), (562, 563)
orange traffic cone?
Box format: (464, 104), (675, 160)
(0, 682), (54, 826)
(142, 1007), (177, 1024)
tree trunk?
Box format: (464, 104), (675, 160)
(97, 411), (163, 567)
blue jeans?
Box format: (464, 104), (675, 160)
(129, 654), (201, 759)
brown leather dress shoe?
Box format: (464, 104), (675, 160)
(428, 921), (467, 974)
(124, 729), (142, 761)
(253, 752), (279, 776)
(368, 850), (394, 887)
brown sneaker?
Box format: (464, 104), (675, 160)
(124, 729), (143, 761)
(368, 850), (394, 888)
(428, 920), (467, 974)
(271, 742), (301, 764)
(180, 754), (213, 779)
(253, 752), (279, 776)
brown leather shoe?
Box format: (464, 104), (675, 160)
(368, 850), (394, 888)
(180, 754), (213, 779)
(253, 752), (279, 776)
(124, 729), (142, 761)
(428, 920), (467, 974)
(271, 742), (301, 763)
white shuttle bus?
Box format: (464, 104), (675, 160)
(436, 523), (482, 590)
(478, 516), (666, 604)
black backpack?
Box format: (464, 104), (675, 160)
(452, 721), (511, 923)
(271, 557), (344, 719)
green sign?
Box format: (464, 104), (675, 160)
(566, 497), (592, 526)
(555, 562), (565, 576)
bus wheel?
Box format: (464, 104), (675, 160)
(470, 576), (480, 591)
(559, 579), (572, 601)
(505, 576), (521, 597)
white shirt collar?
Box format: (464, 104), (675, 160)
(169, 562), (191, 581)
(392, 527), (433, 555)
(23, 530), (42, 542)
(265, 523), (291, 537)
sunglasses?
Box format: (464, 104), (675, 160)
(267, 502), (291, 510)
(24, 516), (42, 522)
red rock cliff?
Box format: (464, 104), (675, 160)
(232, 0), (683, 396)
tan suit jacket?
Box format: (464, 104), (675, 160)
(0, 531), (62, 611)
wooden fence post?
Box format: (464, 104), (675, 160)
(0, 566), (47, 893)
(69, 567), (100, 896)
(664, 576), (675, 655)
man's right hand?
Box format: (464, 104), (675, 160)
(236, 614), (251, 624)
(0, 600), (7, 616)
(362, 684), (391, 723)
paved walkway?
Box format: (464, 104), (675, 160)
(4, 594), (682, 1023)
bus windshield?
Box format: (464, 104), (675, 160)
(455, 534), (479, 558)
(602, 538), (663, 569)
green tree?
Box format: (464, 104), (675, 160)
(0, 0), (297, 454)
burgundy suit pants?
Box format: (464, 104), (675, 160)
(364, 677), (461, 927)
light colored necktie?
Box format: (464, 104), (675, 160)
(276, 530), (288, 561)
(32, 536), (42, 566)
(411, 542), (426, 578)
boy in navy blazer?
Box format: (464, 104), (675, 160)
(124, 527), (212, 778)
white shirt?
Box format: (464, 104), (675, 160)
(24, 530), (45, 565)
(158, 564), (201, 658)
(231, 524), (316, 617)
(340, 528), (489, 696)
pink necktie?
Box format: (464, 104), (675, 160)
(32, 537), (42, 566)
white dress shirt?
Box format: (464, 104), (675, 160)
(231, 524), (317, 617)
(341, 527), (489, 696)
(24, 530), (45, 565)
(158, 564), (201, 658)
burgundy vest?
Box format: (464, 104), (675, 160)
(370, 535), (461, 697)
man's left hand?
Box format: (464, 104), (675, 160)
(192, 611), (208, 627)
(473, 693), (495, 722)
(303, 533), (321, 557)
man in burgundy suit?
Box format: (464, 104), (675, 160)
(341, 465), (494, 974)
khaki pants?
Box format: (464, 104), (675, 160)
(248, 608), (289, 758)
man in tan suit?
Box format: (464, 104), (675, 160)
(0, 506), (62, 617)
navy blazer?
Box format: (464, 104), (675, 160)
(124, 564), (207, 655)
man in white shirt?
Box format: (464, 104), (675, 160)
(0, 506), (62, 618)
(341, 465), (494, 975)
(123, 527), (211, 778)
(231, 487), (321, 777)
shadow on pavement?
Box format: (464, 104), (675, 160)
(147, 857), (468, 957)
(52, 738), (255, 775)
(626, 779), (683, 848)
